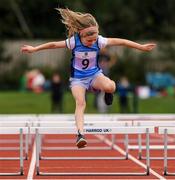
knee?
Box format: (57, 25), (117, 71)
(76, 99), (86, 109)
(105, 81), (116, 93)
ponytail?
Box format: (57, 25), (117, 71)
(56, 8), (99, 37)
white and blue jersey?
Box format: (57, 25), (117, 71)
(66, 34), (107, 78)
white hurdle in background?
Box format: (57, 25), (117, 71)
(131, 120), (175, 160)
(0, 115), (37, 146)
(114, 114), (175, 121)
(159, 127), (175, 176)
(0, 127), (28, 176)
(32, 126), (154, 176)
(0, 121), (31, 160)
(38, 114), (119, 121)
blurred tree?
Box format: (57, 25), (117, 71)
(0, 0), (175, 40)
(0, 42), (29, 90)
(0, 43), (11, 63)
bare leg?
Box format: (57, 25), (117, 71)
(92, 74), (116, 93)
(92, 74), (116, 105)
(71, 85), (86, 134)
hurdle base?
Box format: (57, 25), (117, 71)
(37, 172), (149, 176)
(139, 156), (175, 160)
(42, 146), (111, 151)
(164, 171), (175, 176)
(0, 172), (23, 176)
(0, 157), (27, 160)
(39, 156), (127, 160)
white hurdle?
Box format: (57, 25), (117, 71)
(0, 115), (36, 150)
(33, 126), (154, 176)
(0, 121), (31, 160)
(34, 120), (132, 160)
(0, 127), (28, 176)
(38, 114), (119, 121)
(159, 127), (175, 176)
(115, 114), (175, 121)
(132, 120), (175, 160)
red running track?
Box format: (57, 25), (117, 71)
(0, 133), (175, 179)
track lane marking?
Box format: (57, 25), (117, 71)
(27, 140), (36, 180)
(96, 135), (166, 180)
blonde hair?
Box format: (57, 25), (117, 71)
(56, 8), (99, 37)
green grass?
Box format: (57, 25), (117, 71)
(0, 91), (174, 114)
(0, 92), (50, 114)
(139, 96), (175, 113)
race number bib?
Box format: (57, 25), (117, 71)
(74, 51), (97, 70)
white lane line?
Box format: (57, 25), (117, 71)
(96, 135), (166, 180)
(27, 140), (36, 180)
(128, 145), (175, 149)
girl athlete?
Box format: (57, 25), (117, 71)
(21, 8), (156, 148)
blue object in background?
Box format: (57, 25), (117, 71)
(146, 72), (175, 89)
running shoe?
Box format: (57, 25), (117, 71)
(104, 93), (113, 105)
(76, 133), (87, 148)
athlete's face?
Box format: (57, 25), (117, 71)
(81, 33), (98, 47)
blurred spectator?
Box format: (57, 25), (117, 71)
(32, 69), (45, 93)
(26, 70), (36, 91)
(19, 71), (28, 91)
(98, 48), (116, 75)
(131, 84), (139, 113)
(20, 69), (46, 93)
(117, 77), (130, 113)
(50, 73), (64, 113)
(94, 48), (117, 112)
(96, 92), (107, 113)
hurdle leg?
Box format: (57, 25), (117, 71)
(25, 127), (29, 160)
(162, 127), (175, 176)
(125, 134), (129, 160)
(124, 123), (129, 159)
(38, 134), (42, 160)
(163, 129), (168, 175)
(36, 129), (40, 175)
(145, 128), (150, 175)
(138, 134), (142, 160)
(19, 128), (24, 175)
(37, 123), (42, 159)
(111, 134), (115, 149)
(29, 125), (33, 150)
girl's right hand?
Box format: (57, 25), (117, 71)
(21, 45), (36, 53)
(140, 43), (156, 52)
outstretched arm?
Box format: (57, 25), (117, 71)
(21, 40), (66, 53)
(107, 38), (156, 52)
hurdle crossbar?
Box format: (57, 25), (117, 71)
(159, 127), (175, 176)
(35, 126), (153, 176)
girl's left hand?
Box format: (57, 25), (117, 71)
(141, 43), (156, 51)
